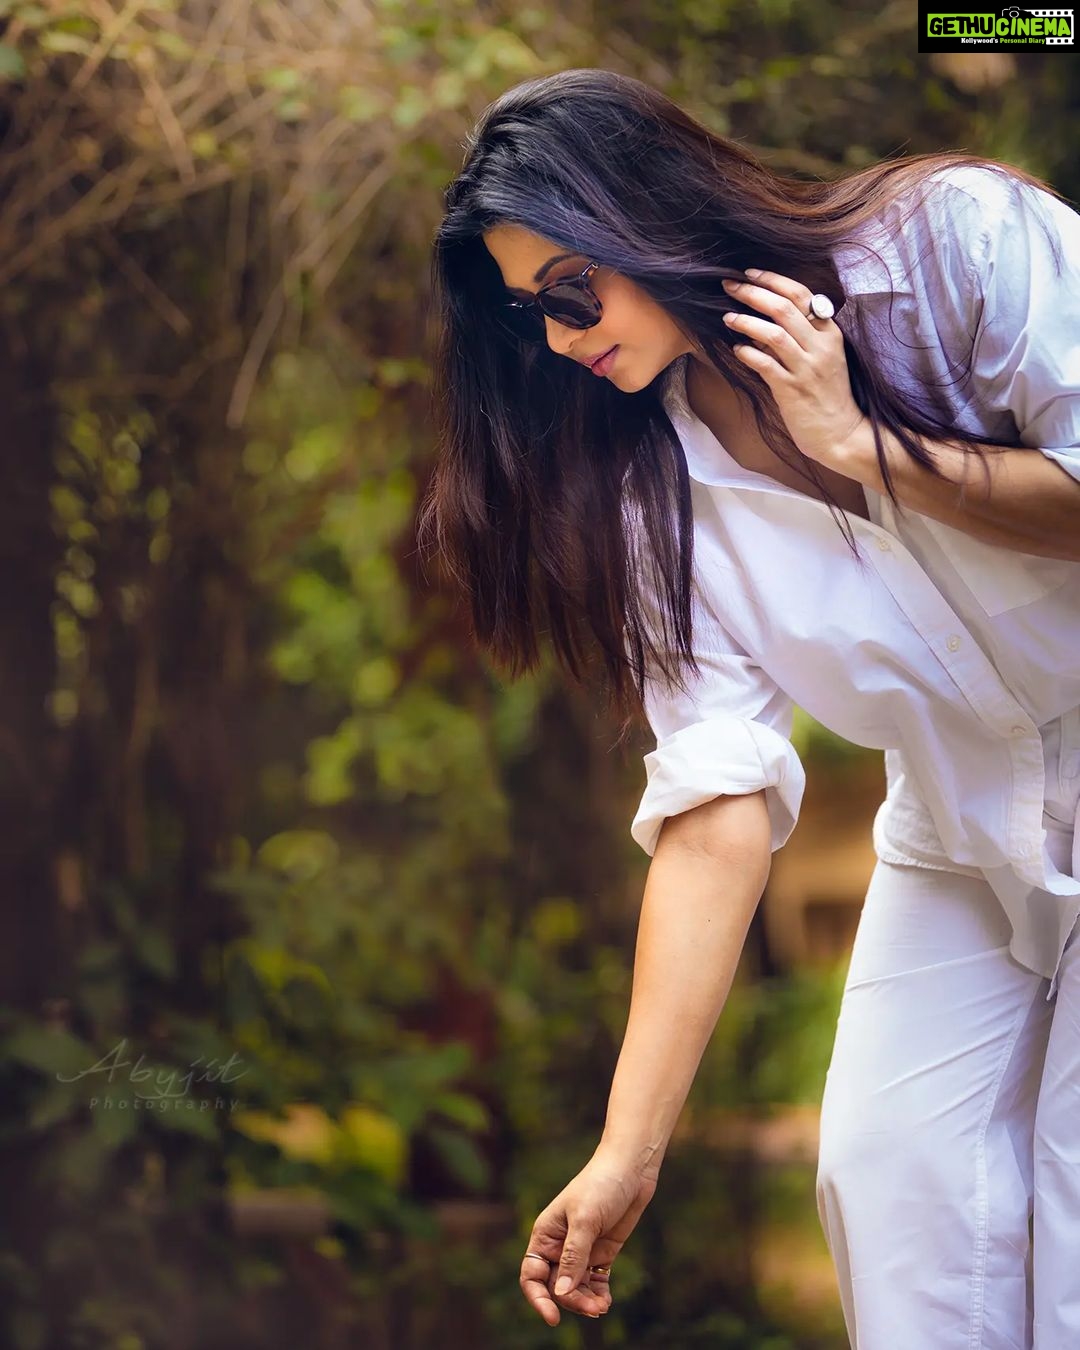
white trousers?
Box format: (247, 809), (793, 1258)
(816, 812), (1080, 1349)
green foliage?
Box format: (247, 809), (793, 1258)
(693, 960), (850, 1109)
(0, 43), (25, 79)
(790, 704), (873, 767)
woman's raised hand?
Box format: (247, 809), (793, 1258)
(719, 268), (868, 468)
(519, 1144), (659, 1326)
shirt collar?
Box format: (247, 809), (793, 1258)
(660, 356), (788, 491)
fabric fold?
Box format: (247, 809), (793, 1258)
(630, 713), (806, 857)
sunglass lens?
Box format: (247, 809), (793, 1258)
(499, 304), (545, 342)
(541, 282), (601, 329)
(498, 278), (602, 343)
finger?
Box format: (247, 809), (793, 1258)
(525, 1242), (583, 1321)
(721, 276), (814, 347)
(742, 267), (817, 310)
(520, 1265), (609, 1324)
(582, 1263), (615, 1314)
(722, 275), (818, 350)
(739, 270), (846, 355)
(549, 1267), (611, 1319)
(730, 340), (782, 379)
(520, 1250), (565, 1325)
(563, 1234), (618, 1316)
(519, 1247), (610, 1324)
(553, 1228), (590, 1299)
(520, 1265), (562, 1326)
(722, 312), (803, 369)
(553, 1220), (610, 1306)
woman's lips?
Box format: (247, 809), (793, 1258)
(589, 345), (619, 376)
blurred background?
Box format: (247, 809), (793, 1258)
(0, 3), (1074, 1347)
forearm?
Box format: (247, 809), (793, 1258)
(598, 794), (771, 1180)
(835, 420), (1080, 563)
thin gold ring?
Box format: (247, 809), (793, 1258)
(522, 1253), (612, 1276)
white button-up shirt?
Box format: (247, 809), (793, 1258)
(629, 164), (1080, 1000)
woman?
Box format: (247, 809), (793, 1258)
(420, 67), (1080, 1346)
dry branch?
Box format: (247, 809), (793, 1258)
(0, 0), (441, 420)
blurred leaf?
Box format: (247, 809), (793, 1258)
(338, 1104), (408, 1184)
(351, 657), (399, 708)
(431, 1089), (491, 1133)
(90, 1099), (139, 1149)
(303, 722), (363, 806)
(261, 67), (302, 93)
(0, 44), (25, 79)
(233, 1103), (336, 1164)
(256, 829), (340, 881)
(284, 424), (345, 483)
(131, 925), (175, 980)
(3, 1025), (94, 1079)
(425, 1123), (489, 1192)
(39, 31), (93, 55)
(152, 1102), (222, 1141)
(229, 941), (332, 998)
(531, 897), (582, 947)
(26, 1081), (84, 1131)
(338, 85), (384, 122)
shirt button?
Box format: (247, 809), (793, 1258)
(876, 537), (892, 552)
(1010, 725), (1027, 737)
(946, 634), (962, 652)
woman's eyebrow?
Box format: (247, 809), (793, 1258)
(533, 251), (578, 283)
(507, 252), (581, 295)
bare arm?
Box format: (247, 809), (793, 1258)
(597, 788), (773, 1179)
(520, 789), (776, 1325)
(834, 421), (1080, 563)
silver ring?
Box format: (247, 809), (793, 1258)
(807, 293), (835, 321)
(524, 1252), (551, 1263)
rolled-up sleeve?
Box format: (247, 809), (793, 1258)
(944, 167), (1080, 482)
(629, 612), (806, 859)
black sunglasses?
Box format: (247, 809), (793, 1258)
(499, 260), (602, 343)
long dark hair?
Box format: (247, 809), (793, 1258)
(417, 68), (1068, 742)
